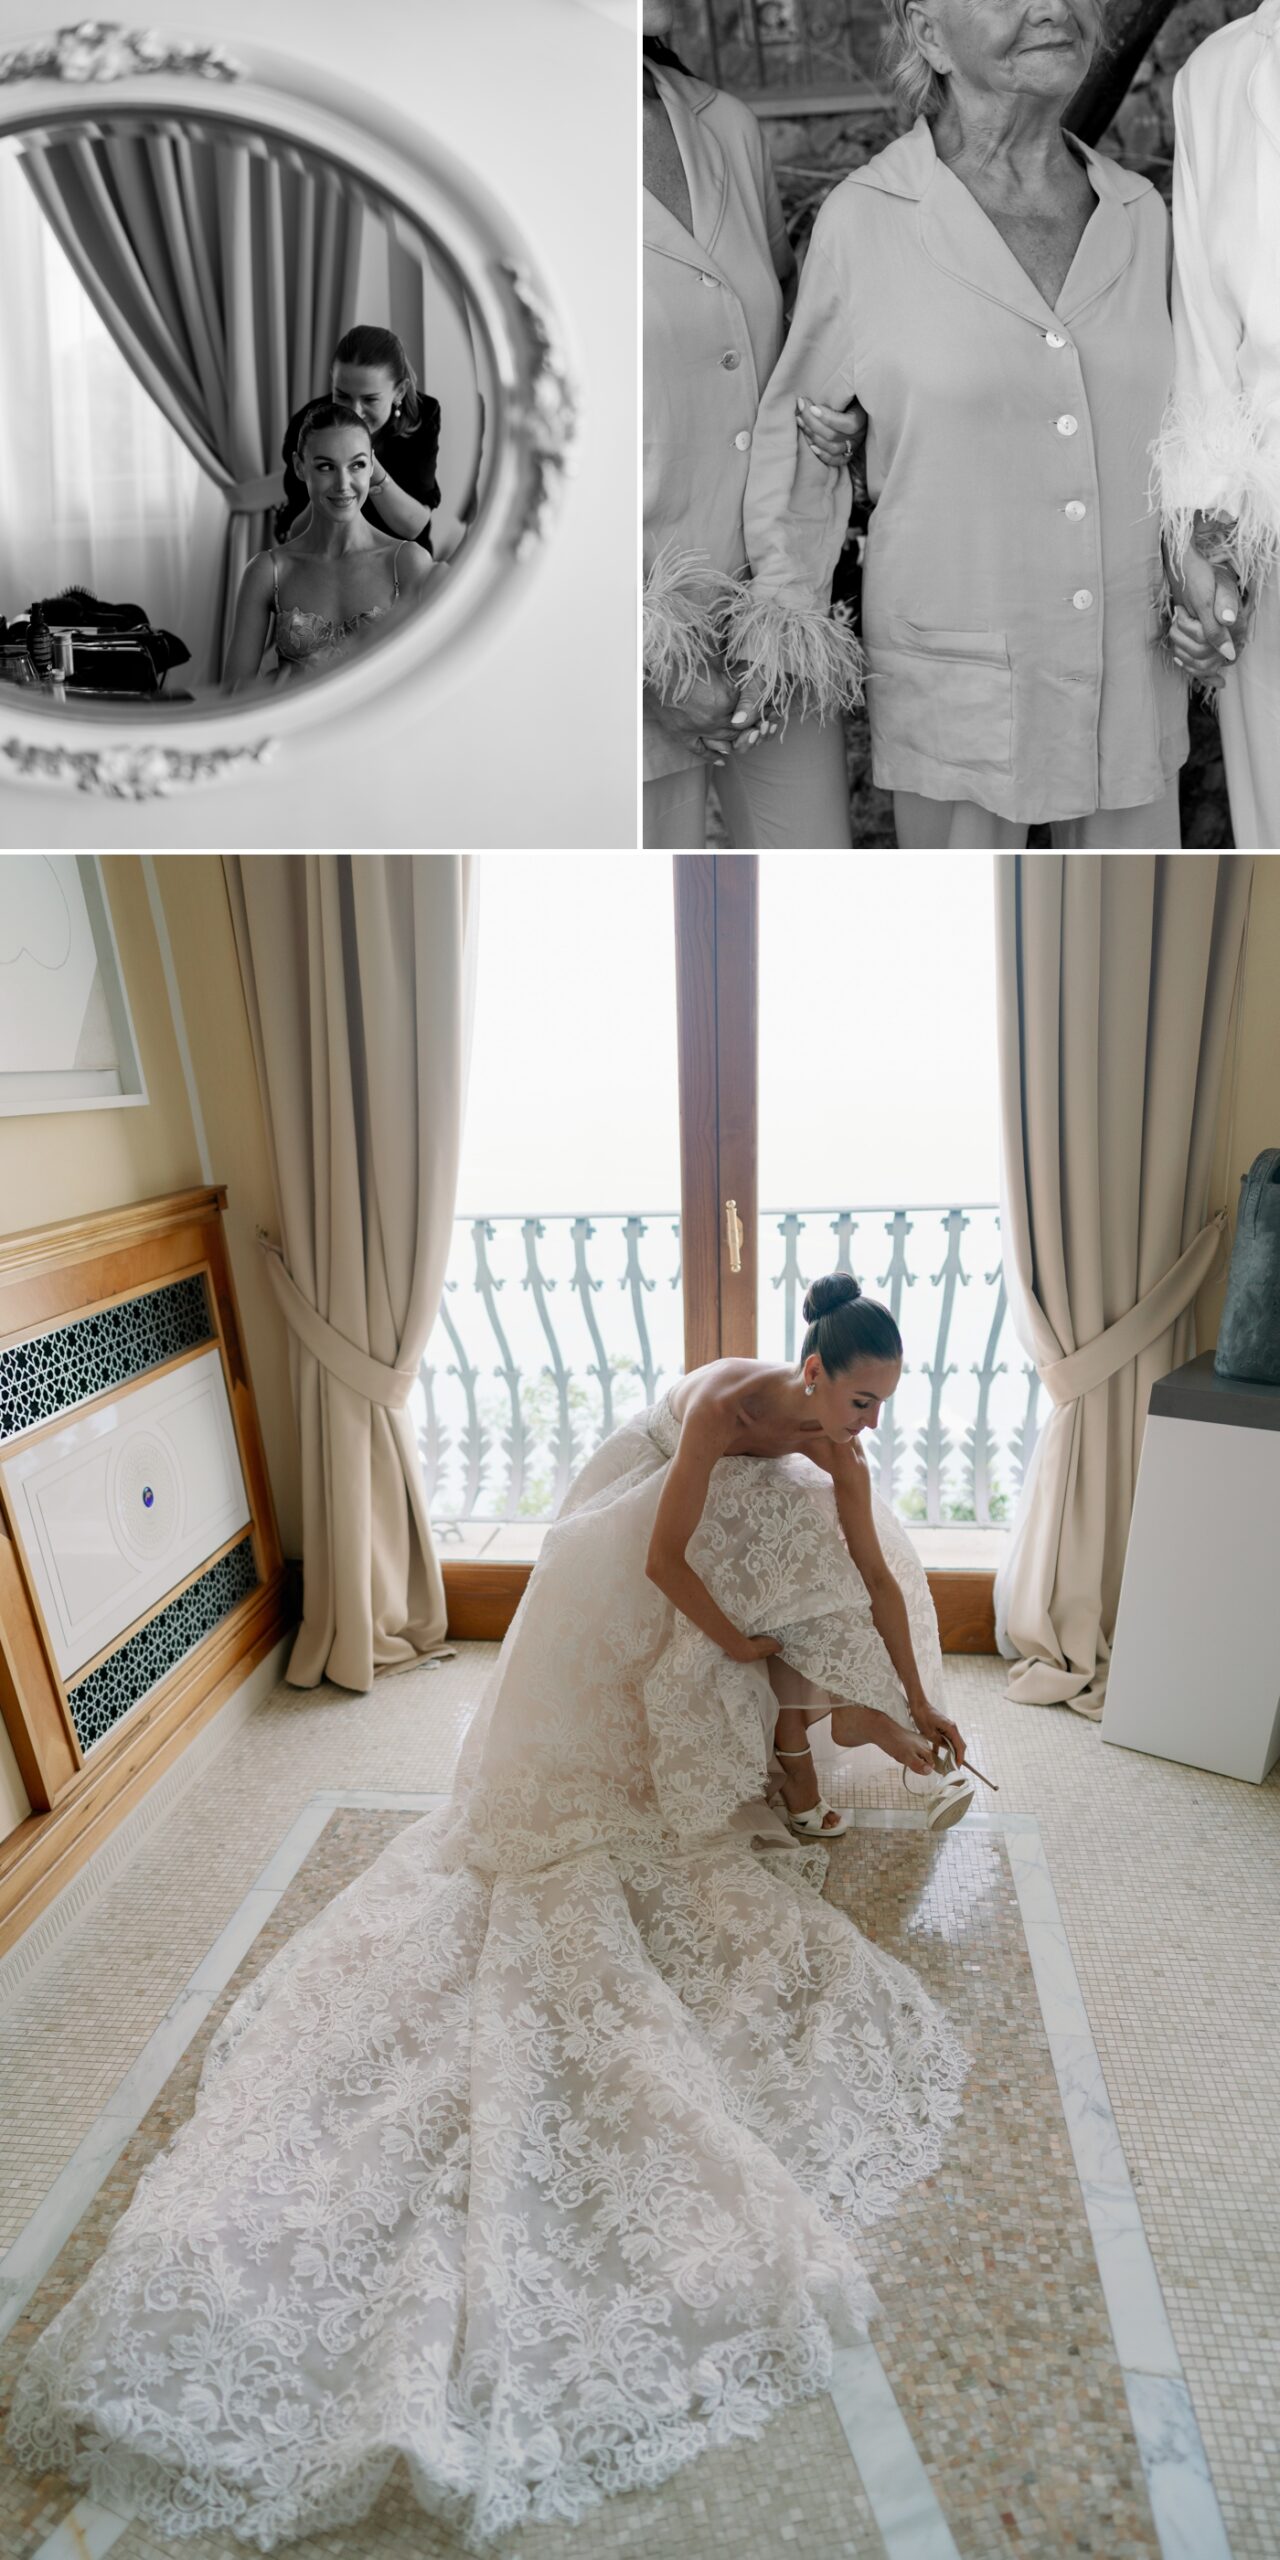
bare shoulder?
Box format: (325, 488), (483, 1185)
(669, 1357), (761, 1443)
(808, 1431), (871, 1491)
(398, 544), (434, 592)
(240, 550), (277, 593)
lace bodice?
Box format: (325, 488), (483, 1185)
(272, 544), (402, 676)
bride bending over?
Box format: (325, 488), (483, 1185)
(223, 399), (436, 690)
(8, 1273), (969, 2551)
(652, 1271), (974, 1836)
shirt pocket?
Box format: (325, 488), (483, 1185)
(868, 622), (1013, 776)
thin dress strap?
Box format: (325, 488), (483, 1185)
(393, 543), (404, 602)
(271, 551), (280, 617)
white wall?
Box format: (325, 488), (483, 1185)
(0, 0), (636, 849)
(0, 854), (299, 1838)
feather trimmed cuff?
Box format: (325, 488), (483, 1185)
(642, 547), (739, 705)
(722, 589), (865, 721)
(1153, 390), (1280, 592)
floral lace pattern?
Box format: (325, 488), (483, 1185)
(7, 1394), (966, 2549)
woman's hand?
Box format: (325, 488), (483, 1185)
(1165, 602), (1231, 689)
(1164, 538), (1247, 679)
(909, 1699), (967, 1767)
(646, 663), (771, 761)
(732, 1632), (782, 1664)
(796, 393), (868, 500)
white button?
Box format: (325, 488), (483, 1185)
(1056, 414), (1079, 436)
(734, 429), (750, 450)
(1045, 331), (1068, 349)
(1072, 588), (1094, 610)
(1065, 500), (1087, 520)
(701, 273), (718, 287)
(720, 351), (740, 370)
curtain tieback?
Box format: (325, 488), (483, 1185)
(1039, 1213), (1226, 1408)
(258, 1234), (419, 1410)
(221, 472), (283, 513)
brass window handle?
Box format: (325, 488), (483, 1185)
(725, 1198), (744, 1274)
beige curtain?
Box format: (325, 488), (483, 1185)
(994, 853), (1252, 1718)
(225, 856), (472, 1693)
(22, 124), (364, 674)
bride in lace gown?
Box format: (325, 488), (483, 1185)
(223, 399), (435, 691)
(7, 1274), (968, 2550)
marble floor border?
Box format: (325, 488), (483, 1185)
(1, 1798), (1231, 2560)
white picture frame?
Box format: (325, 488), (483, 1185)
(0, 853), (148, 1114)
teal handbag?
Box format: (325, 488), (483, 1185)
(1214, 1149), (1280, 1384)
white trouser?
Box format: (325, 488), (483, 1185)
(1220, 576), (1280, 850)
(892, 785), (1182, 849)
(643, 711), (851, 849)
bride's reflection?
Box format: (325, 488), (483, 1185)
(278, 326), (443, 555)
(225, 398), (438, 690)
(0, 120), (490, 712)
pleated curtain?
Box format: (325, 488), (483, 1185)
(224, 856), (473, 1693)
(994, 854), (1253, 1717)
(22, 125), (364, 675)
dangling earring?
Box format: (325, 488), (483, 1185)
(804, 1380), (815, 1398)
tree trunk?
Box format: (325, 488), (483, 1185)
(1067, 0), (1183, 141)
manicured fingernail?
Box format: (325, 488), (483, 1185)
(1220, 639), (1236, 659)
(731, 710), (749, 725)
(1221, 607), (1237, 623)
(745, 729), (759, 745)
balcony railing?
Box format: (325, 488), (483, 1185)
(416, 1207), (1039, 1534)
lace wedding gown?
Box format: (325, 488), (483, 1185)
(8, 1390), (966, 2550)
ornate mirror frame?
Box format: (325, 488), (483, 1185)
(0, 20), (577, 800)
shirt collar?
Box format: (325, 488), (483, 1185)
(643, 62), (731, 260)
(904, 118), (1144, 330)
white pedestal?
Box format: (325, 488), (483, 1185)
(1103, 1358), (1280, 1784)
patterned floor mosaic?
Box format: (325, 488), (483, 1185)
(1, 1646), (1277, 2559)
(0, 1803), (1173, 2560)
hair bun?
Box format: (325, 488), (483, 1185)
(802, 1272), (862, 1324)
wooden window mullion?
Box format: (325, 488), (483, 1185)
(674, 855), (758, 1370)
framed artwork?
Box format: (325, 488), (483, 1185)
(0, 855), (147, 1115)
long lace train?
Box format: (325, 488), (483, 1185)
(7, 1394), (967, 2548)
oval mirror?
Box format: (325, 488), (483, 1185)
(0, 23), (574, 797)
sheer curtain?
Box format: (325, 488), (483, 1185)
(0, 140), (221, 676)
(21, 122), (364, 675)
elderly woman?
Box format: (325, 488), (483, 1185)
(644, 9), (863, 847)
(732, 0), (1189, 848)
(1153, 0), (1279, 849)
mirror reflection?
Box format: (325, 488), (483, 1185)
(0, 113), (495, 710)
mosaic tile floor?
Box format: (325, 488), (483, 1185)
(1, 1648), (1277, 2560)
(0, 1806), (1164, 2560)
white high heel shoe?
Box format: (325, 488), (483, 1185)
(774, 1745), (854, 1840)
(903, 1738), (995, 1832)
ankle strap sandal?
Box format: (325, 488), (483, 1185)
(774, 1745), (854, 1839)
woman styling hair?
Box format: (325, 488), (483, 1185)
(276, 324), (442, 551)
